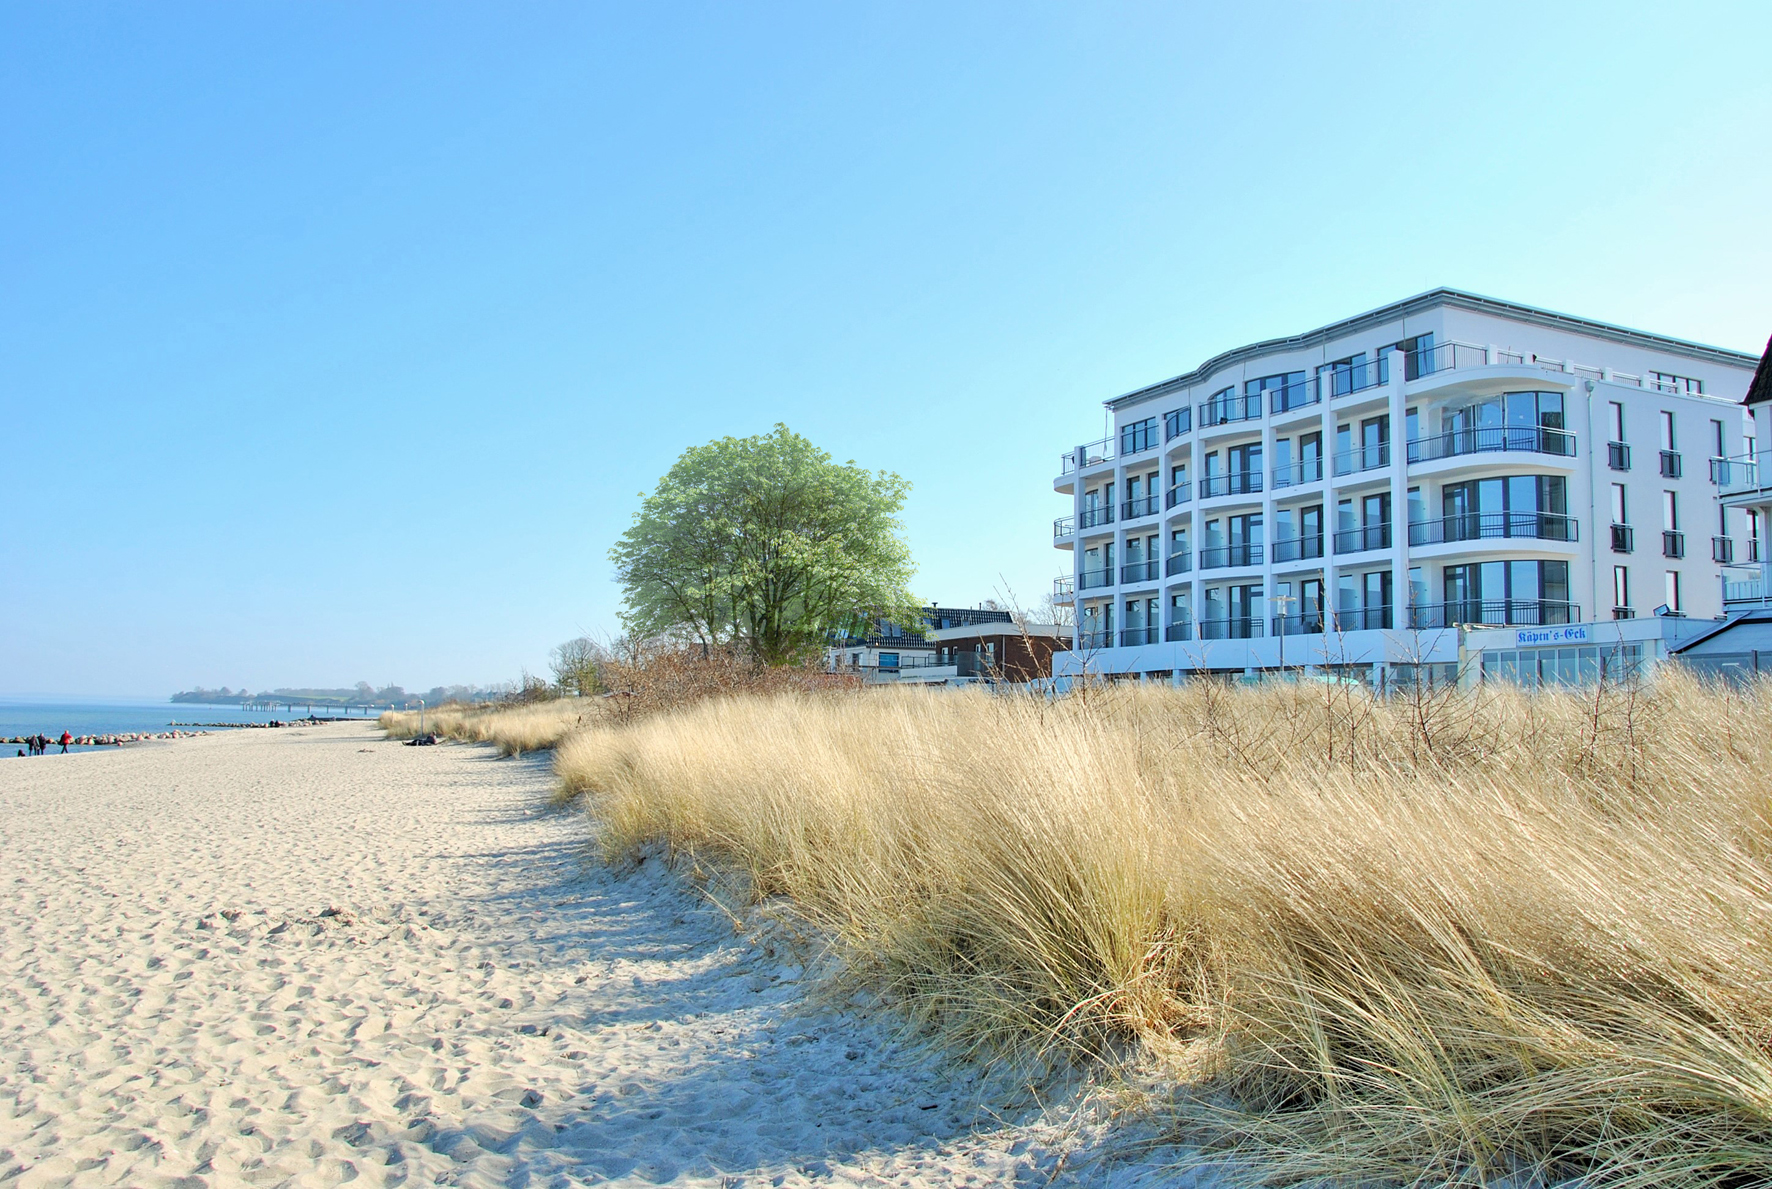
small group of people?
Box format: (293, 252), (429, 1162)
(19, 731), (71, 756)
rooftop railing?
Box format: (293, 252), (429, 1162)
(1408, 511), (1577, 547)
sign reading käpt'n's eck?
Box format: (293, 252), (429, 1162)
(1514, 625), (1592, 647)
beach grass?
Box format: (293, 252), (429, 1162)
(380, 698), (597, 755)
(537, 673), (1772, 1185)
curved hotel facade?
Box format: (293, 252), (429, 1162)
(1052, 290), (1763, 681)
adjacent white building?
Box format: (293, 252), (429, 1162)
(1051, 289), (1763, 682)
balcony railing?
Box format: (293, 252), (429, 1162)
(1272, 611), (1327, 636)
(1122, 495), (1161, 520)
(1608, 442), (1631, 471)
(1165, 553), (1191, 576)
(1716, 453), (1769, 496)
(1121, 560), (1161, 585)
(1333, 442), (1391, 476)
(1408, 599), (1580, 629)
(1165, 408), (1192, 439)
(1611, 524), (1634, 554)
(1165, 481), (1192, 508)
(1660, 450), (1683, 479)
(1078, 630), (1111, 650)
(1714, 536), (1735, 564)
(1272, 535), (1325, 563)
(1723, 563), (1771, 606)
(1078, 568), (1114, 591)
(1199, 616), (1264, 640)
(1198, 393), (1263, 427)
(1268, 377), (1320, 414)
(1406, 425), (1576, 463)
(1408, 511), (1577, 546)
(1051, 578), (1075, 606)
(1198, 470), (1263, 498)
(1061, 437), (1113, 474)
(1612, 606), (1635, 621)
(1053, 515), (1075, 540)
(1334, 523), (1393, 553)
(1334, 607), (1393, 631)
(1119, 627), (1160, 647)
(1412, 341), (1492, 376)
(1079, 504), (1114, 529)
(1272, 457), (1325, 488)
(1199, 542), (1264, 569)
(1165, 622), (1193, 642)
(1663, 530), (1686, 559)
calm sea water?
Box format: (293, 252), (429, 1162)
(0, 697), (381, 753)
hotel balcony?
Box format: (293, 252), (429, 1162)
(1272, 535), (1326, 564)
(1199, 542), (1263, 570)
(1121, 494), (1161, 522)
(1198, 470), (1263, 499)
(1198, 616), (1264, 640)
(1078, 568), (1114, 591)
(1723, 562), (1772, 610)
(1407, 599), (1581, 629)
(1053, 515), (1076, 545)
(1051, 576), (1075, 605)
(1405, 425), (1577, 468)
(1334, 523), (1393, 554)
(1408, 511), (1578, 548)
(1119, 627), (1160, 647)
(1121, 560), (1161, 586)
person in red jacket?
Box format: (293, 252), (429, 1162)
(59, 731), (71, 754)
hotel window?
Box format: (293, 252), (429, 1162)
(1665, 570), (1682, 614)
(1121, 417), (1158, 455)
(1613, 566), (1630, 613)
(1610, 401), (1626, 442)
(1611, 483), (1628, 524)
(1663, 490), (1679, 530)
(1661, 411), (1677, 451)
(1713, 419), (1726, 459)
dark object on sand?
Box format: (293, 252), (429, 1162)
(404, 733), (439, 747)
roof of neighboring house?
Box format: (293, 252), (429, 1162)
(1105, 287), (1763, 411)
(1668, 607), (1772, 653)
(1746, 333), (1772, 406)
(929, 622), (1072, 643)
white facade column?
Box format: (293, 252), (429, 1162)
(1388, 348), (1411, 634)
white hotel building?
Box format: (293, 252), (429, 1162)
(1051, 289), (1764, 682)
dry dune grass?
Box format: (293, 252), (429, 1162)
(552, 674), (1772, 1185)
(380, 699), (598, 755)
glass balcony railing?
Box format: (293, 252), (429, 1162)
(1407, 512), (1577, 546)
(1165, 553), (1191, 576)
(1334, 523), (1393, 553)
(1165, 481), (1192, 508)
(1198, 542), (1263, 570)
(1120, 560), (1161, 584)
(1333, 442), (1390, 476)
(1078, 569), (1114, 591)
(1165, 622), (1193, 642)
(1078, 505), (1114, 529)
(1272, 457), (1324, 488)
(1061, 437), (1113, 474)
(1119, 627), (1160, 647)
(1121, 495), (1161, 520)
(1198, 471), (1263, 498)
(1407, 600), (1580, 629)
(1198, 616), (1264, 640)
(1053, 515), (1075, 540)
(1406, 425), (1576, 463)
(1271, 535), (1325, 563)
(1198, 393), (1263, 427)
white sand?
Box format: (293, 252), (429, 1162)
(0, 724), (1185, 1188)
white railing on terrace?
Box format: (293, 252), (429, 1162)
(1716, 452), (1772, 498)
(1723, 563), (1772, 606)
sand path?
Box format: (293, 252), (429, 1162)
(0, 723), (1170, 1188)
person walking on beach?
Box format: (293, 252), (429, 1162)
(58, 731), (71, 754)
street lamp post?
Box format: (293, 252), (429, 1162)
(1271, 594), (1297, 673)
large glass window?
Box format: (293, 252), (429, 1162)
(1121, 417), (1158, 455)
(1164, 407), (1191, 439)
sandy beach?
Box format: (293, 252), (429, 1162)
(0, 723), (1168, 1189)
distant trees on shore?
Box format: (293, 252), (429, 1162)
(171, 683), (505, 708)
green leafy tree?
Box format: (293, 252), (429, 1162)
(611, 424), (919, 665)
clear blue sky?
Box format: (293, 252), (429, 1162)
(3, 2), (1768, 696)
